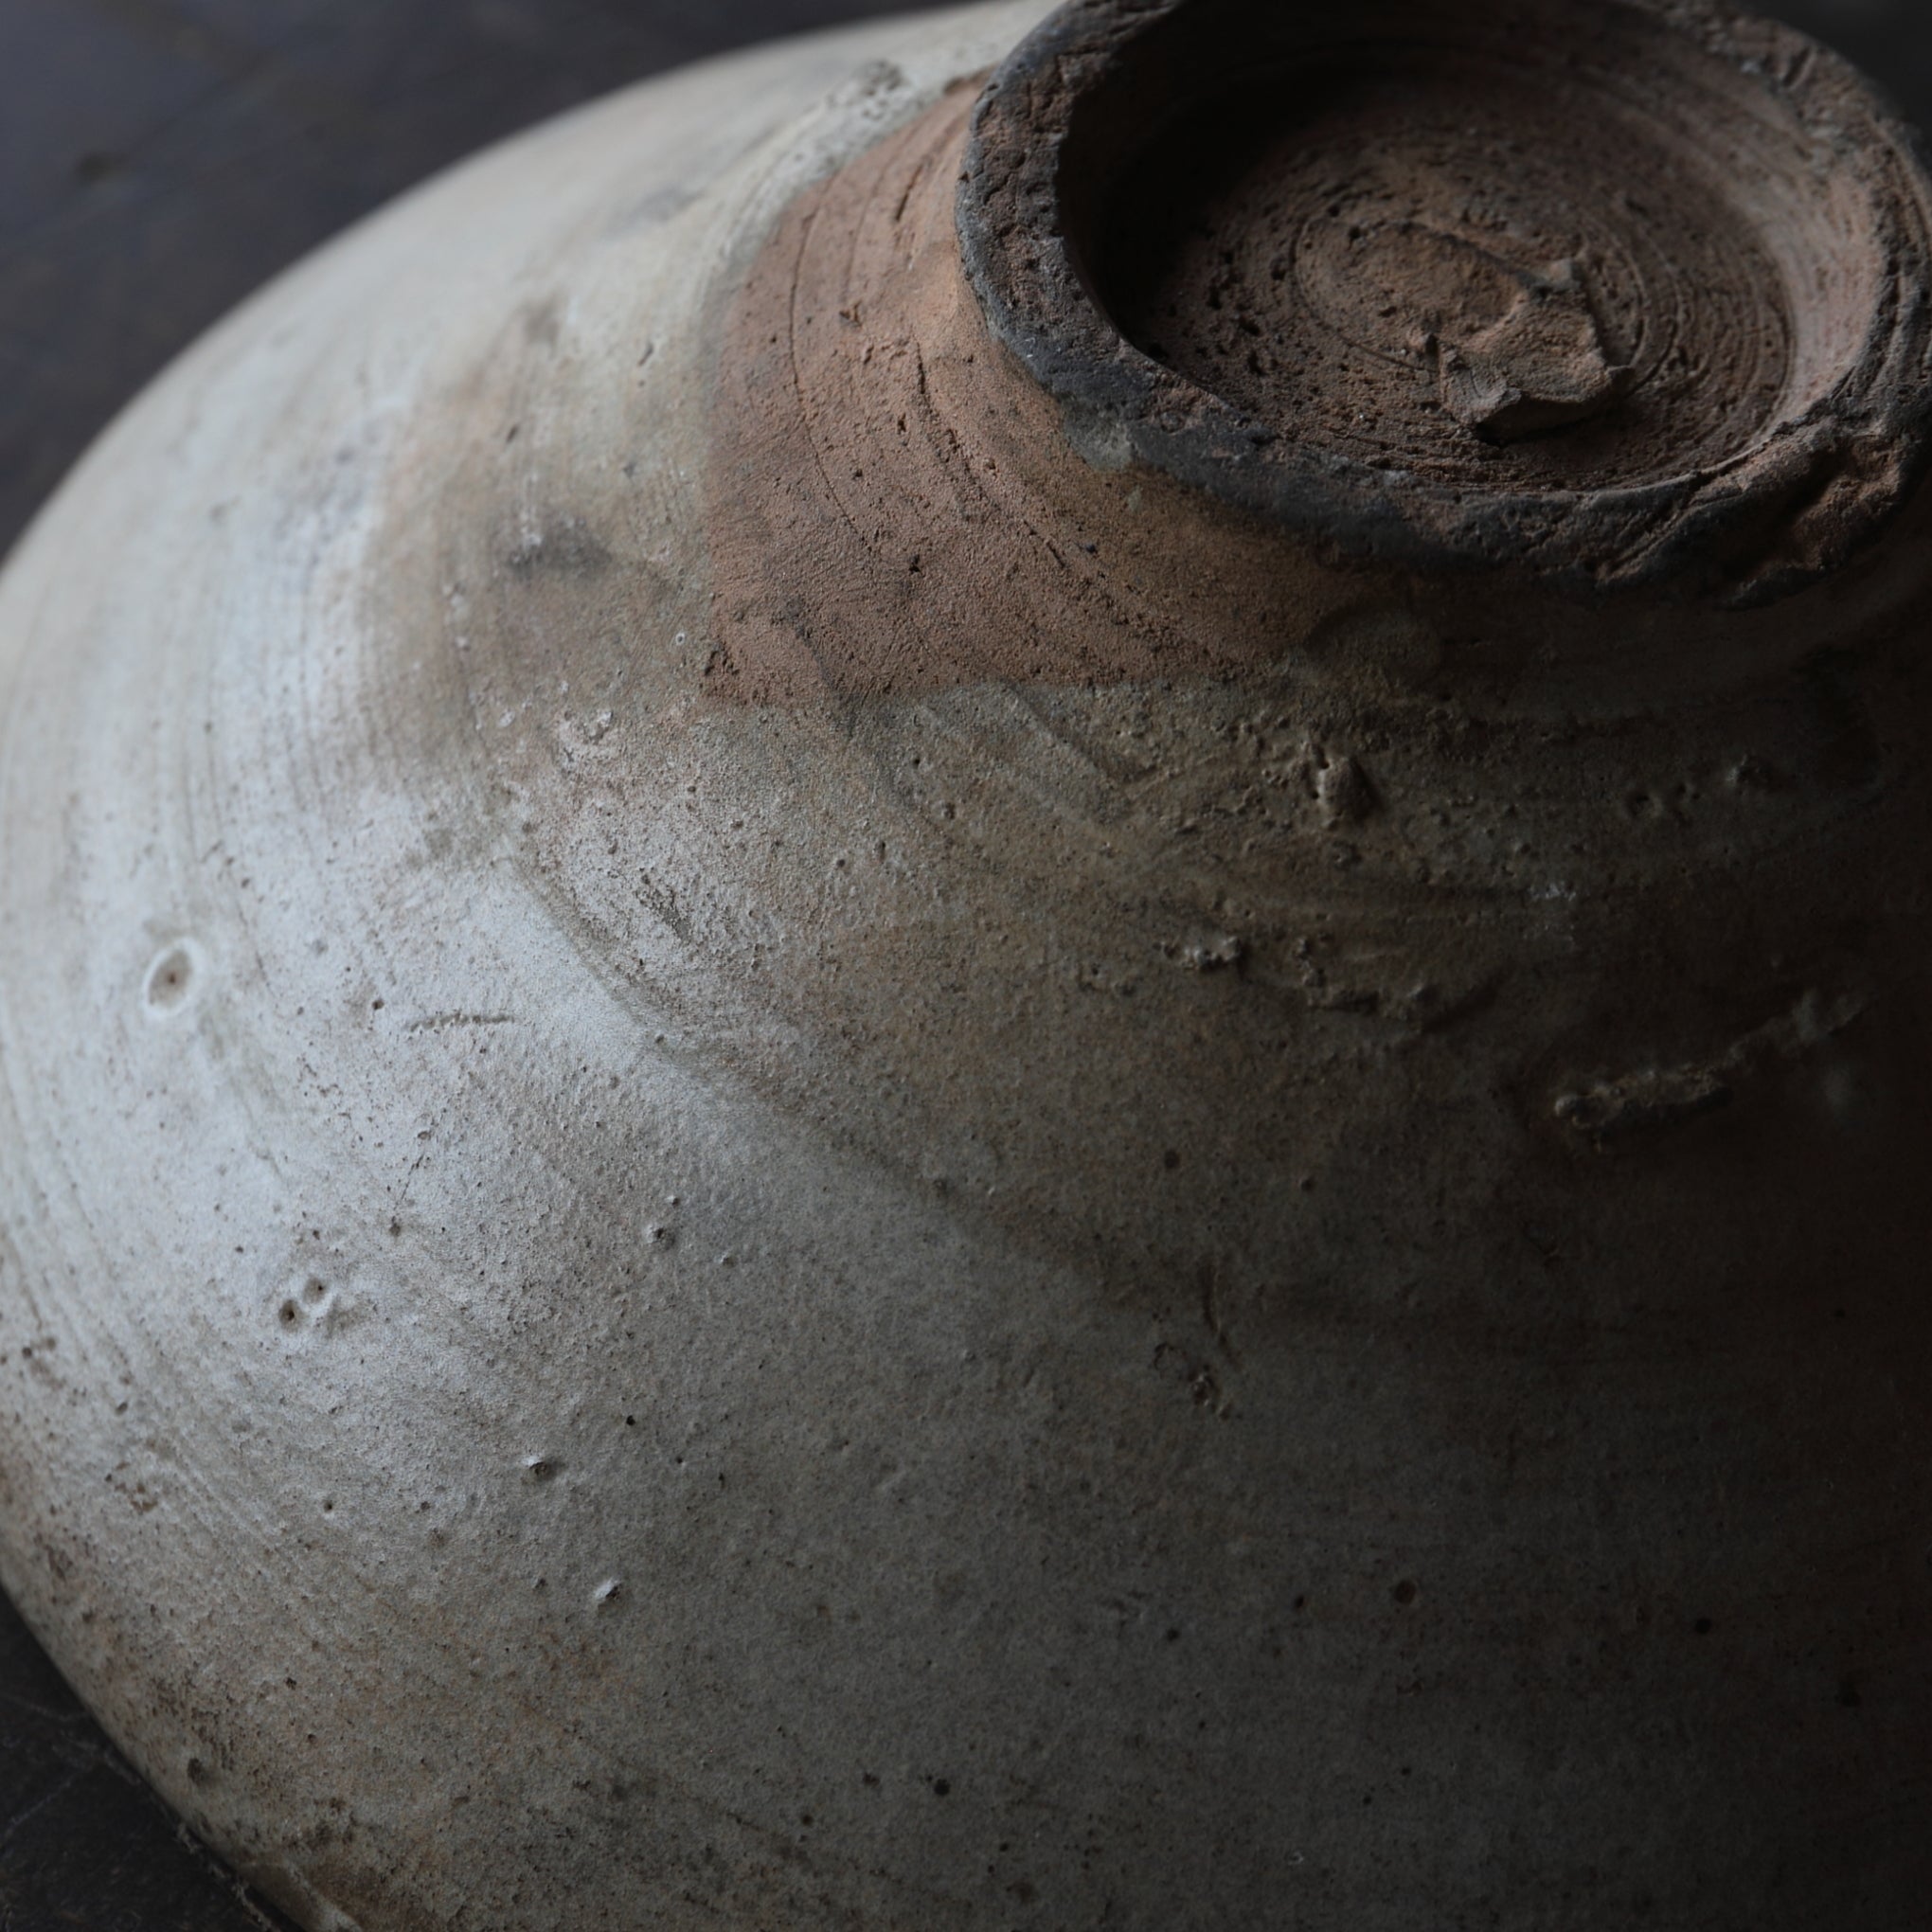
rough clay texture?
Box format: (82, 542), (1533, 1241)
(963, 0), (1932, 599)
(0, 2), (1930, 1929)
(709, 88), (1376, 700)
(1104, 56), (1791, 481)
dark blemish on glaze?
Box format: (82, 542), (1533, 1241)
(143, 943), (198, 1015)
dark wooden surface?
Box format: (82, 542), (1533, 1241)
(0, 0), (1923, 1924)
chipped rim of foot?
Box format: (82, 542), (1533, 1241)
(958, 0), (1932, 603)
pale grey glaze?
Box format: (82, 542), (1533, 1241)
(0, 3), (1928, 1928)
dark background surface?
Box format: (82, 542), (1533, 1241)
(0, 0), (1926, 1923)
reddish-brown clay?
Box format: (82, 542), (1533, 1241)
(0, 3), (1930, 1929)
(963, 0), (1932, 599)
(708, 85), (1373, 703)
